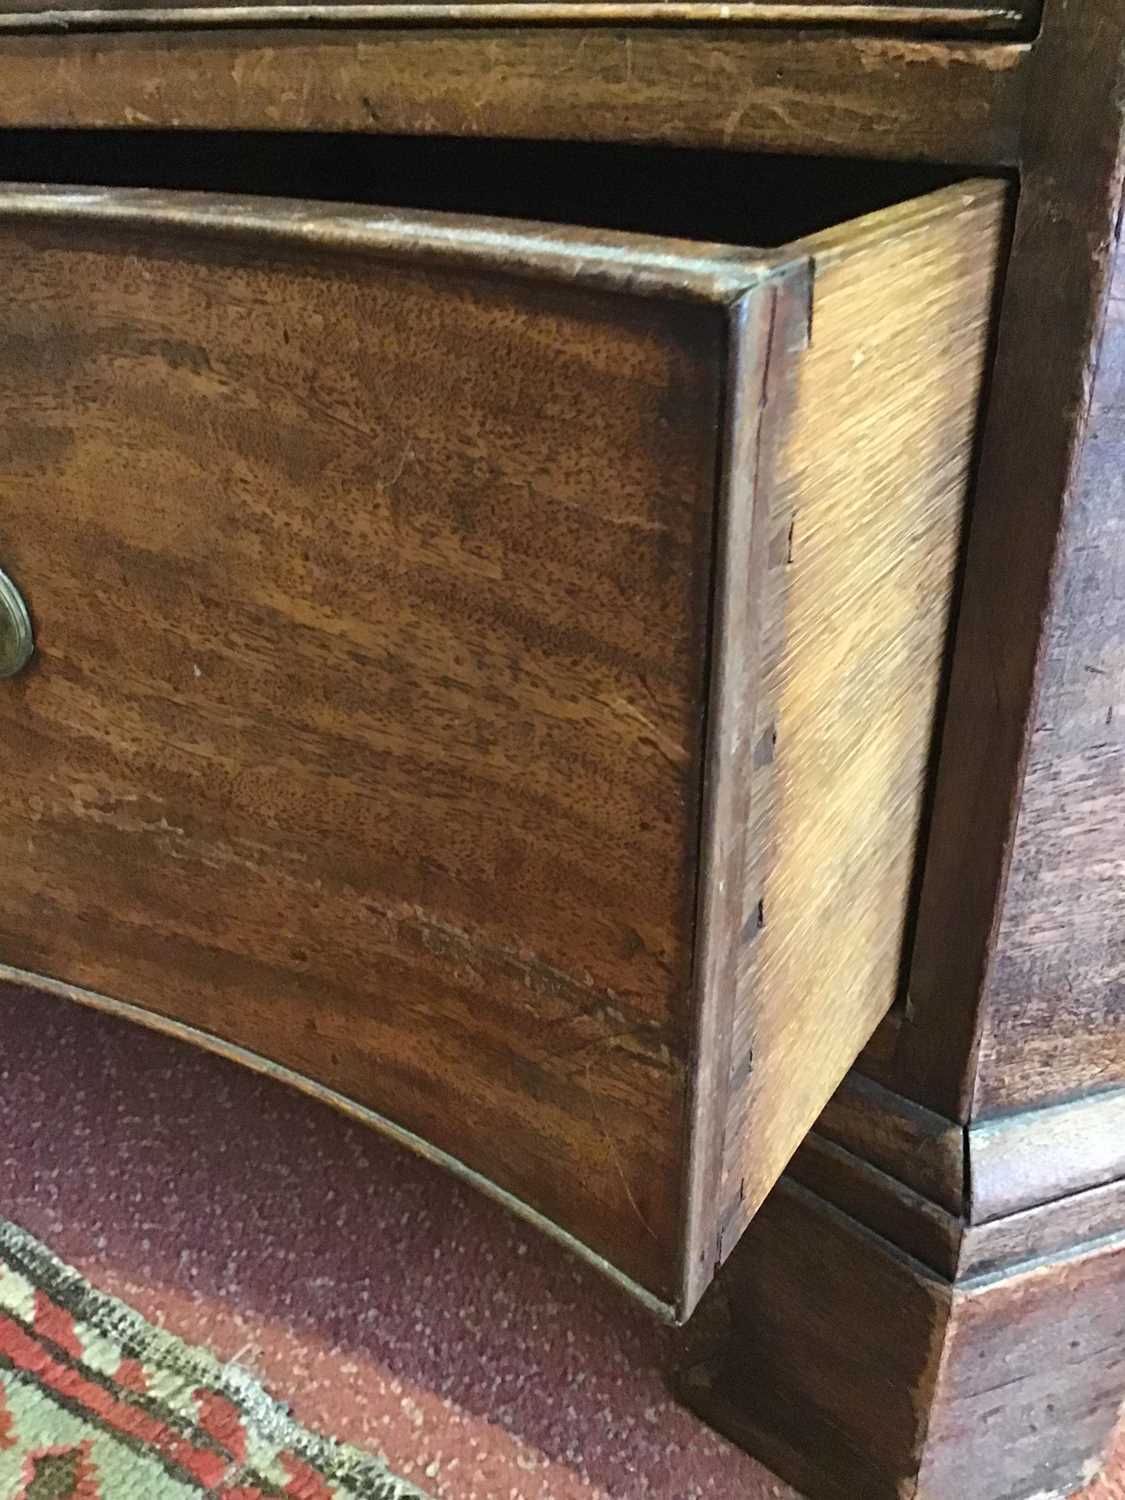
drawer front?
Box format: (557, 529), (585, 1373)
(0, 1), (1038, 29)
(0, 182), (1006, 1315)
(0, 199), (749, 1303)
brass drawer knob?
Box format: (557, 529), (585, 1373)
(0, 568), (34, 679)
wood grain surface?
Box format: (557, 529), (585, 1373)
(0, 31), (1028, 166)
(0, 192), (760, 1302)
(787, 1130), (963, 1275)
(684, 1180), (953, 1500)
(716, 182), (1007, 1259)
(917, 1228), (1125, 1500)
(689, 1176), (1125, 1500)
(680, 271), (808, 1315)
(958, 1175), (1125, 1279)
(795, 1077), (1125, 1279)
(969, 240), (1125, 1116)
(893, 0), (1125, 1120)
(815, 1069), (964, 1212)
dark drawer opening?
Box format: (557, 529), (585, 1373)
(0, 129), (973, 246)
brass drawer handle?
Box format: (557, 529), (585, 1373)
(0, 568), (34, 679)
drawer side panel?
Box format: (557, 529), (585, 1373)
(717, 182), (1009, 1262)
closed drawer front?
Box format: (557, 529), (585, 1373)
(0, 169), (1006, 1317)
(0, 0), (1039, 31)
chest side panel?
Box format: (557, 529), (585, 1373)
(972, 231), (1125, 1115)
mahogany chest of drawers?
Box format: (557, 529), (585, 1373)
(0, 5), (1121, 1496)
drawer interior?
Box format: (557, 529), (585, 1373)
(0, 128), (972, 245)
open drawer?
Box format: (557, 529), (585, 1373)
(0, 137), (1006, 1319)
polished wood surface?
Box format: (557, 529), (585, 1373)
(785, 1065), (1125, 1270)
(791, 1082), (1125, 1280)
(680, 267), (810, 1313)
(0, 191), (746, 1305)
(916, 1230), (1125, 1500)
(0, 31), (1028, 165)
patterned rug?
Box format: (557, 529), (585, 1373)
(0, 1219), (431, 1500)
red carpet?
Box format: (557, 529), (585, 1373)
(0, 985), (1119, 1499)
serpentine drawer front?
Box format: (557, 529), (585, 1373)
(0, 178), (1005, 1318)
(0, 0), (1040, 32)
